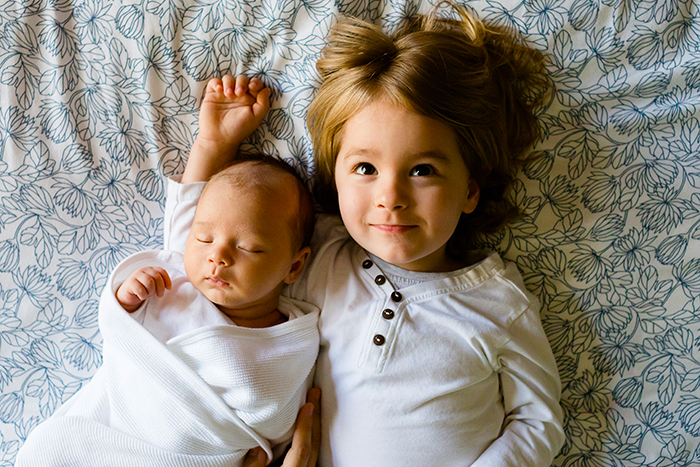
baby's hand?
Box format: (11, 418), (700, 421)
(198, 74), (271, 150)
(115, 267), (172, 313)
(183, 75), (271, 183)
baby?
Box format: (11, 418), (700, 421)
(16, 152), (320, 464)
(118, 156), (316, 332)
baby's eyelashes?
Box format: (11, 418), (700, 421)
(237, 245), (264, 253)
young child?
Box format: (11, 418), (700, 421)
(166, 4), (565, 467)
(15, 88), (320, 466)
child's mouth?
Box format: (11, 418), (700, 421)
(372, 224), (415, 234)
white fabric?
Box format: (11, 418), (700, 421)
(164, 178), (565, 467)
(16, 249), (319, 467)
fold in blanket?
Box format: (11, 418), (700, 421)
(16, 251), (320, 467)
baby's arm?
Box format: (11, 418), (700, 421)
(182, 75), (271, 183)
(115, 267), (172, 313)
(165, 75), (271, 252)
(472, 305), (565, 467)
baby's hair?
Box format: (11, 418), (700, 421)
(307, 1), (551, 253)
(204, 154), (315, 250)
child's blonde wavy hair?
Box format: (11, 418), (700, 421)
(307, 1), (551, 253)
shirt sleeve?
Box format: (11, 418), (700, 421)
(162, 176), (205, 254)
(471, 303), (565, 467)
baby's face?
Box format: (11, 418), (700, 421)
(184, 175), (301, 321)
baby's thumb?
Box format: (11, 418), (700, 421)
(253, 87), (271, 119)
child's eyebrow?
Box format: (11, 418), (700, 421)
(341, 149), (453, 162)
(412, 151), (452, 162)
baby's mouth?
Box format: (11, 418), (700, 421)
(206, 276), (229, 287)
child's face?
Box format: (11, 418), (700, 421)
(334, 100), (480, 272)
(183, 172), (304, 319)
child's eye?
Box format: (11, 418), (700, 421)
(410, 164), (435, 176)
(352, 163), (377, 175)
(197, 237), (213, 244)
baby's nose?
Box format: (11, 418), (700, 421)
(208, 249), (232, 266)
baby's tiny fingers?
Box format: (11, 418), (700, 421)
(249, 77), (264, 91)
(130, 279), (150, 301)
(222, 74), (236, 96)
(235, 75), (250, 96)
(161, 269), (172, 290)
(206, 78), (223, 93)
(153, 273), (166, 297)
(152, 268), (171, 297)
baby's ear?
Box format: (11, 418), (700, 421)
(284, 246), (311, 284)
(462, 179), (480, 214)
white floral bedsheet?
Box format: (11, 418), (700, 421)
(0, 0), (699, 465)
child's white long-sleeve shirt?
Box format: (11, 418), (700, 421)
(164, 178), (565, 467)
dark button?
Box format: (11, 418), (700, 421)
(362, 259), (373, 269)
(373, 334), (385, 346)
(382, 309), (395, 320)
(391, 291), (402, 302)
(375, 275), (386, 285)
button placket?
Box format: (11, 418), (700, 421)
(358, 254), (404, 369)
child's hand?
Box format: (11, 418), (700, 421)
(182, 75), (271, 183)
(115, 267), (172, 313)
(242, 388), (321, 467)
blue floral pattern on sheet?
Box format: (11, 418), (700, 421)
(0, 0), (698, 465)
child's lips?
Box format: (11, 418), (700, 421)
(371, 224), (416, 234)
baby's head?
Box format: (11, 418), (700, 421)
(307, 2), (550, 267)
(184, 155), (314, 324)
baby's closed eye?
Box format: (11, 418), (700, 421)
(237, 245), (264, 253)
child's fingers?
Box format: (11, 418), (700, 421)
(282, 393), (320, 467)
(241, 447), (267, 467)
(235, 75), (250, 96)
(306, 388), (321, 467)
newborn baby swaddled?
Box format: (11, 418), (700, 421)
(16, 157), (319, 467)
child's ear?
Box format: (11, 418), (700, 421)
(284, 246), (311, 284)
(462, 179), (480, 214)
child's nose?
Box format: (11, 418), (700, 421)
(374, 176), (409, 211)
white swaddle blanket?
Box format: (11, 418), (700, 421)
(16, 251), (320, 467)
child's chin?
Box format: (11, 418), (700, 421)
(374, 251), (416, 268)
